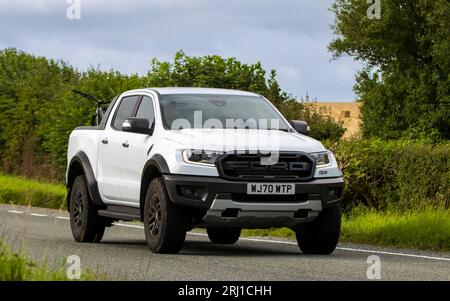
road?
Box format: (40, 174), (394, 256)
(0, 204), (449, 281)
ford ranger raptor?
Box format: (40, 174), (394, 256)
(66, 88), (344, 254)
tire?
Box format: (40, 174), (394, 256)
(207, 228), (241, 244)
(69, 175), (105, 243)
(295, 206), (341, 255)
(143, 177), (187, 254)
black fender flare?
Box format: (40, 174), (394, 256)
(67, 151), (105, 209)
(144, 154), (170, 174)
(139, 154), (170, 218)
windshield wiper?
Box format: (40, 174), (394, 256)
(266, 128), (290, 132)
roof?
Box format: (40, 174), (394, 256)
(144, 87), (258, 96)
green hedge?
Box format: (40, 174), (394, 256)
(0, 174), (66, 209)
(331, 140), (450, 211)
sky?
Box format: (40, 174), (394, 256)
(0, 0), (362, 102)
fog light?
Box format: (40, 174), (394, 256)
(327, 188), (342, 201)
(327, 190), (337, 198)
(177, 186), (206, 200)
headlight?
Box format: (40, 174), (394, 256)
(309, 151), (332, 168)
(182, 150), (225, 166)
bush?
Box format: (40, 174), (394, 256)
(279, 101), (345, 142)
(331, 139), (450, 211)
(0, 240), (95, 280)
(0, 174), (66, 209)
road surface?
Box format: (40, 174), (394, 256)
(1, 204), (449, 281)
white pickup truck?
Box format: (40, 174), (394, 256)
(66, 88), (344, 254)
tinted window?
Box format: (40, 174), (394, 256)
(135, 96), (155, 128)
(112, 96), (140, 130)
(158, 94), (289, 130)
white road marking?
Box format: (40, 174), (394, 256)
(223, 236), (450, 262)
(3, 208), (450, 262)
(112, 222), (144, 229)
(335, 246), (450, 262)
(30, 213), (48, 217)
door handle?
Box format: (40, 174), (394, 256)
(122, 142), (129, 148)
(101, 138), (108, 145)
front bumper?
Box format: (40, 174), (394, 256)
(163, 174), (344, 228)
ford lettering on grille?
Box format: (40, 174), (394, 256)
(217, 152), (315, 181)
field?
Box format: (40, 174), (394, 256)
(306, 102), (361, 139)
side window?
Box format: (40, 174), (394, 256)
(112, 96), (140, 130)
(135, 96), (155, 128)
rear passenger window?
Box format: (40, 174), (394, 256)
(112, 96), (140, 130)
(135, 96), (155, 128)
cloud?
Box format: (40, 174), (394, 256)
(0, 0), (362, 101)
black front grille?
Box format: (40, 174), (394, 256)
(216, 152), (315, 181)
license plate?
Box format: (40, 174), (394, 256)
(247, 183), (296, 195)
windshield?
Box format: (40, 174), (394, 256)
(158, 94), (290, 131)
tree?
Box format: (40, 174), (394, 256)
(147, 51), (345, 141)
(147, 50), (273, 97)
(329, 0), (450, 140)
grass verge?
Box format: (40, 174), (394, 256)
(340, 207), (450, 252)
(242, 208), (450, 252)
(0, 241), (95, 280)
(0, 174), (66, 209)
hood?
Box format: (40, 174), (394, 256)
(162, 128), (326, 153)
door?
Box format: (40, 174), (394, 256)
(119, 95), (156, 204)
(97, 95), (141, 202)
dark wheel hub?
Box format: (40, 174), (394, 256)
(72, 191), (84, 228)
(148, 195), (162, 237)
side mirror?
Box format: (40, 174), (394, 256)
(290, 120), (310, 135)
(122, 118), (153, 135)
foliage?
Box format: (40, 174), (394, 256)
(148, 50), (276, 100)
(340, 206), (450, 252)
(0, 174), (66, 209)
(0, 240), (96, 280)
(290, 103), (346, 141)
(331, 139), (450, 211)
(330, 0), (450, 140)
(0, 49), (344, 180)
